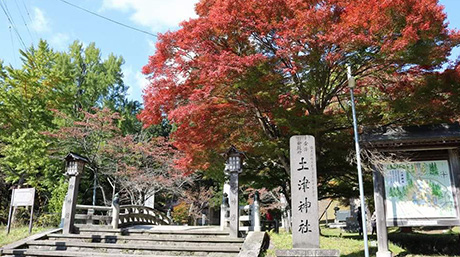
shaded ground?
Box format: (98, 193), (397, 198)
(263, 226), (460, 257)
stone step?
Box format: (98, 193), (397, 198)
(77, 228), (231, 237)
(1, 249), (237, 257)
(43, 238), (241, 248)
(47, 233), (244, 243)
(27, 240), (241, 253)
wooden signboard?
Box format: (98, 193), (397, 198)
(7, 188), (36, 235)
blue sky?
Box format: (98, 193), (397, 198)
(0, 0), (459, 104)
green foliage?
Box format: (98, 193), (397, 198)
(47, 181), (68, 215)
(0, 172), (10, 225)
(171, 202), (190, 225)
(36, 213), (60, 228)
(0, 39), (141, 220)
(10, 207), (32, 226)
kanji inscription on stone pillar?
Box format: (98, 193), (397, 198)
(290, 135), (319, 249)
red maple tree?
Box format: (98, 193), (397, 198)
(46, 108), (189, 205)
(140, 0), (459, 192)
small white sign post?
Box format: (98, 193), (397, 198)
(7, 188), (36, 235)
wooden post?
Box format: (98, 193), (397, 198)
(372, 165), (392, 257)
(28, 206), (34, 234)
(448, 149), (460, 221)
(6, 190), (14, 235)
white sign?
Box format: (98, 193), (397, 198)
(12, 188), (35, 207)
(384, 160), (457, 220)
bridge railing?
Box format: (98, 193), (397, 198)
(118, 205), (171, 227)
(220, 195), (261, 232)
(75, 204), (112, 225)
(75, 204), (171, 228)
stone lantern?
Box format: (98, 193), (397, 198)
(62, 152), (89, 234)
(223, 146), (244, 237)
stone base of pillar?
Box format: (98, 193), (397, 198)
(376, 251), (392, 257)
(276, 249), (340, 257)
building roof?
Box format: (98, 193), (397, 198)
(361, 123), (460, 150)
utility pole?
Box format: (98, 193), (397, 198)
(347, 65), (370, 257)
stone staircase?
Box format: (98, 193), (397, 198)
(1, 226), (246, 257)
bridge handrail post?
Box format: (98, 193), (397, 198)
(112, 194), (120, 229)
(253, 191), (261, 232)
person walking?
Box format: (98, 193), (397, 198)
(357, 207), (363, 236)
(371, 211), (377, 235)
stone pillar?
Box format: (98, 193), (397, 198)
(112, 193), (120, 229)
(62, 153), (88, 234)
(253, 192), (261, 232)
(201, 214), (206, 226)
(280, 193), (289, 231)
(290, 136), (319, 248)
(229, 171), (239, 237)
(220, 192), (229, 231)
(277, 136), (339, 257)
(372, 165), (392, 257)
(60, 192), (68, 228)
(63, 167), (83, 234)
(223, 146), (244, 237)
(220, 204), (228, 230)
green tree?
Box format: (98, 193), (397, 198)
(0, 40), (140, 220)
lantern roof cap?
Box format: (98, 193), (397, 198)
(222, 145), (247, 159)
(65, 152), (89, 163)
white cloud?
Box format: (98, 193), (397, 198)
(123, 65), (149, 101)
(50, 33), (71, 50)
(135, 70), (150, 90)
(101, 0), (199, 32)
(147, 39), (156, 53)
(30, 7), (51, 33)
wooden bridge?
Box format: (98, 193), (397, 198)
(74, 204), (171, 228)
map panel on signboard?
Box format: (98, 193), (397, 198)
(383, 160), (457, 220)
